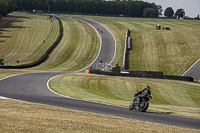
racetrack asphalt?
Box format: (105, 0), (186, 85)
(73, 16), (116, 71)
(183, 59), (200, 81)
(0, 16), (200, 130)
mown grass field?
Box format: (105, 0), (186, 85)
(29, 16), (100, 71)
(1, 99), (199, 133)
(0, 13), (200, 132)
(0, 12), (59, 65)
(50, 73), (200, 119)
(76, 15), (200, 76)
(0, 12), (99, 71)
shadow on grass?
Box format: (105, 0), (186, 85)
(9, 25), (30, 29)
(0, 36), (11, 38)
(0, 29), (9, 32)
(0, 14), (32, 28)
(0, 29), (10, 35)
(9, 14), (31, 19)
(0, 19), (30, 29)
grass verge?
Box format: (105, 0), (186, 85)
(0, 13), (99, 71)
(29, 16), (100, 71)
(50, 73), (200, 119)
(0, 12), (59, 66)
(0, 99), (199, 133)
(72, 15), (200, 76)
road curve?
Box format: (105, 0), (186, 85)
(0, 72), (200, 130)
(73, 16), (116, 71)
(0, 17), (200, 130)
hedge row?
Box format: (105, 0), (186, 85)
(0, 16), (63, 69)
(89, 69), (193, 82)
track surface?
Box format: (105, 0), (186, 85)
(0, 17), (200, 130)
(183, 59), (200, 81)
(73, 16), (116, 71)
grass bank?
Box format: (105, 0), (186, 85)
(50, 73), (200, 119)
(0, 12), (59, 66)
(0, 13), (100, 71)
(0, 99), (199, 133)
(29, 16), (100, 71)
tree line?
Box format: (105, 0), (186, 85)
(1, 0), (161, 18)
(0, 0), (16, 17)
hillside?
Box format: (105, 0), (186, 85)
(0, 12), (100, 71)
(0, 13), (200, 132)
(77, 15), (200, 76)
(29, 16), (100, 71)
(0, 12), (59, 66)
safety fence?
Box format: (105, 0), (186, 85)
(88, 69), (194, 82)
(0, 16), (63, 69)
(122, 29), (131, 70)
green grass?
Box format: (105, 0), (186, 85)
(1, 13), (200, 132)
(0, 99), (199, 133)
(50, 73), (200, 119)
(0, 69), (43, 80)
(0, 13), (99, 71)
(72, 15), (200, 75)
(0, 12), (59, 66)
(28, 16), (100, 71)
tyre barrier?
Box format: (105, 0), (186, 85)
(89, 69), (193, 82)
(0, 16), (63, 69)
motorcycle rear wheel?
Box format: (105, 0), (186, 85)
(139, 101), (149, 112)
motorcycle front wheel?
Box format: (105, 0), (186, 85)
(129, 102), (134, 110)
(139, 101), (149, 112)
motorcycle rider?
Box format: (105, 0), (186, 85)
(133, 85), (151, 108)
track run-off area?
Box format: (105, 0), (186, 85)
(0, 14), (200, 131)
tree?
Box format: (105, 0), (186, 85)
(143, 8), (156, 18)
(0, 0), (8, 17)
(157, 5), (162, 16)
(164, 7), (174, 18)
(0, 0), (16, 17)
(175, 8), (185, 19)
(195, 14), (199, 19)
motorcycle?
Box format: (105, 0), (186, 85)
(129, 90), (152, 112)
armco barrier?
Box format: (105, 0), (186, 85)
(89, 69), (193, 82)
(0, 17), (63, 69)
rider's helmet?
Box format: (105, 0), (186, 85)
(146, 85), (150, 90)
